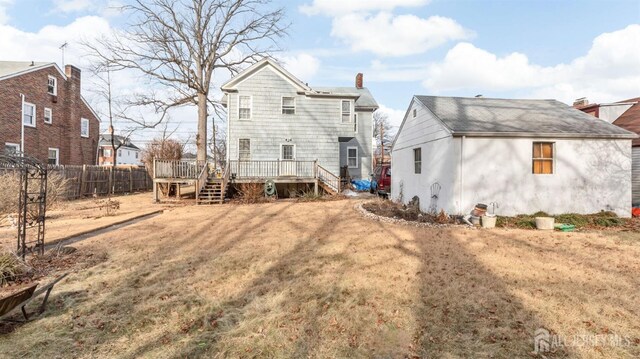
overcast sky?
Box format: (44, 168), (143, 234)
(1, 0), (639, 147)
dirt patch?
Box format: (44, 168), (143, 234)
(362, 199), (461, 225)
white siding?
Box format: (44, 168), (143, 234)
(227, 67), (372, 177)
(632, 146), (640, 206)
(391, 98), (457, 214)
(458, 137), (632, 217)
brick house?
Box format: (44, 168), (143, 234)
(0, 61), (100, 165)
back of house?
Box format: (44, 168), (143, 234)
(221, 58), (377, 182)
(391, 95), (637, 217)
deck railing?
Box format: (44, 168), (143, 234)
(154, 159), (206, 179)
(228, 160), (316, 179)
(317, 164), (340, 193)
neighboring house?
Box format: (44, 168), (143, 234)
(0, 61), (100, 165)
(221, 58), (378, 181)
(98, 134), (143, 166)
(391, 96), (637, 217)
(576, 97), (640, 205)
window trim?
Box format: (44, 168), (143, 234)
(414, 147), (422, 174)
(238, 95), (252, 120)
(47, 76), (57, 96)
(280, 143), (296, 161)
(238, 138), (251, 161)
(347, 146), (359, 168)
(281, 96), (296, 115)
(413, 108), (417, 118)
(5, 142), (20, 154)
(341, 100), (352, 123)
(48, 147), (60, 165)
(532, 142), (554, 175)
(80, 118), (89, 138)
(23, 102), (36, 128)
(44, 107), (52, 124)
(353, 113), (358, 133)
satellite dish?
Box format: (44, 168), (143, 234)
(264, 179), (276, 197)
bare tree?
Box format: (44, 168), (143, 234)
(209, 122), (227, 168)
(84, 0), (287, 161)
(373, 111), (394, 165)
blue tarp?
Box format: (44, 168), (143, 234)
(351, 179), (372, 192)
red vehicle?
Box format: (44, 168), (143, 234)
(371, 164), (391, 197)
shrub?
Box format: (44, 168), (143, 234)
(554, 213), (589, 228)
(0, 172), (69, 216)
(237, 183), (267, 203)
(0, 251), (30, 286)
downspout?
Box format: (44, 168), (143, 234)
(20, 93), (25, 155)
(459, 135), (465, 213)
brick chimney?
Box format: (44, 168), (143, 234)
(573, 97), (588, 108)
(355, 73), (363, 89)
(65, 65), (82, 164)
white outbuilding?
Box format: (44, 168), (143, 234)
(390, 96), (638, 217)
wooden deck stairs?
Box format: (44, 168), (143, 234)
(197, 177), (226, 205)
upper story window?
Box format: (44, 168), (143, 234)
(44, 108), (52, 124)
(353, 113), (358, 132)
(80, 118), (89, 138)
(533, 142), (554, 174)
(341, 100), (352, 123)
(282, 97), (295, 115)
(413, 108), (417, 118)
(48, 76), (57, 96)
(103, 148), (112, 157)
(23, 102), (36, 127)
(239, 95), (251, 120)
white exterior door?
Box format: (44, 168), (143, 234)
(280, 144), (296, 176)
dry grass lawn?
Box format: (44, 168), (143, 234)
(0, 197), (638, 358)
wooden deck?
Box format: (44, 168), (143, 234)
(152, 159), (341, 204)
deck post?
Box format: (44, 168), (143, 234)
(153, 181), (158, 203)
(314, 179), (319, 196)
(195, 180), (199, 203)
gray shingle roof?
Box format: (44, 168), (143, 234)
(314, 87), (378, 109)
(0, 61), (52, 79)
(99, 134), (140, 150)
(415, 96), (637, 139)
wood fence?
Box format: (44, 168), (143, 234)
(0, 165), (153, 200)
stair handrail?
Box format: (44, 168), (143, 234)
(195, 162), (210, 203)
(316, 164), (340, 194)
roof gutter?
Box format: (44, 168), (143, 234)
(450, 132), (639, 139)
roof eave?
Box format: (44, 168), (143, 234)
(451, 131), (639, 139)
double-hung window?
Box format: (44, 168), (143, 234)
(80, 118), (89, 137)
(239, 139), (251, 161)
(533, 142), (554, 174)
(281, 144), (295, 160)
(104, 149), (112, 157)
(347, 147), (358, 168)
(23, 102), (35, 127)
(239, 95), (251, 120)
(282, 97), (295, 115)
(44, 108), (52, 124)
(341, 100), (351, 123)
(414, 148), (422, 174)
(48, 76), (57, 95)
(48, 148), (59, 165)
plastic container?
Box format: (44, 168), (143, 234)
(535, 217), (555, 230)
(470, 215), (481, 226)
(555, 223), (575, 232)
(481, 215), (497, 228)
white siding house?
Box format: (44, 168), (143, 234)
(221, 58), (377, 180)
(391, 96), (637, 217)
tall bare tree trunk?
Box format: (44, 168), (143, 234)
(197, 92), (207, 161)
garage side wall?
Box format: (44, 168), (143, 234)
(391, 99), (457, 214)
(459, 137), (632, 217)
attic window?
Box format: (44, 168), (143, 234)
(413, 109), (417, 118)
(48, 76), (57, 96)
(532, 142), (554, 174)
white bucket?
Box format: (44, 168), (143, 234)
(481, 215), (497, 228)
(535, 217), (555, 230)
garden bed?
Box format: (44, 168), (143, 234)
(496, 211), (638, 230)
(361, 200), (462, 226)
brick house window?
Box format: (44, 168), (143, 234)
(23, 102), (36, 127)
(80, 118), (89, 137)
(347, 146), (358, 168)
(44, 108), (52, 124)
(4, 143), (20, 154)
(48, 76), (57, 96)
(341, 100), (352, 123)
(414, 148), (422, 174)
(533, 142), (554, 174)
(48, 148), (59, 165)
(104, 149), (112, 157)
(239, 139), (250, 161)
(238, 95), (251, 120)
